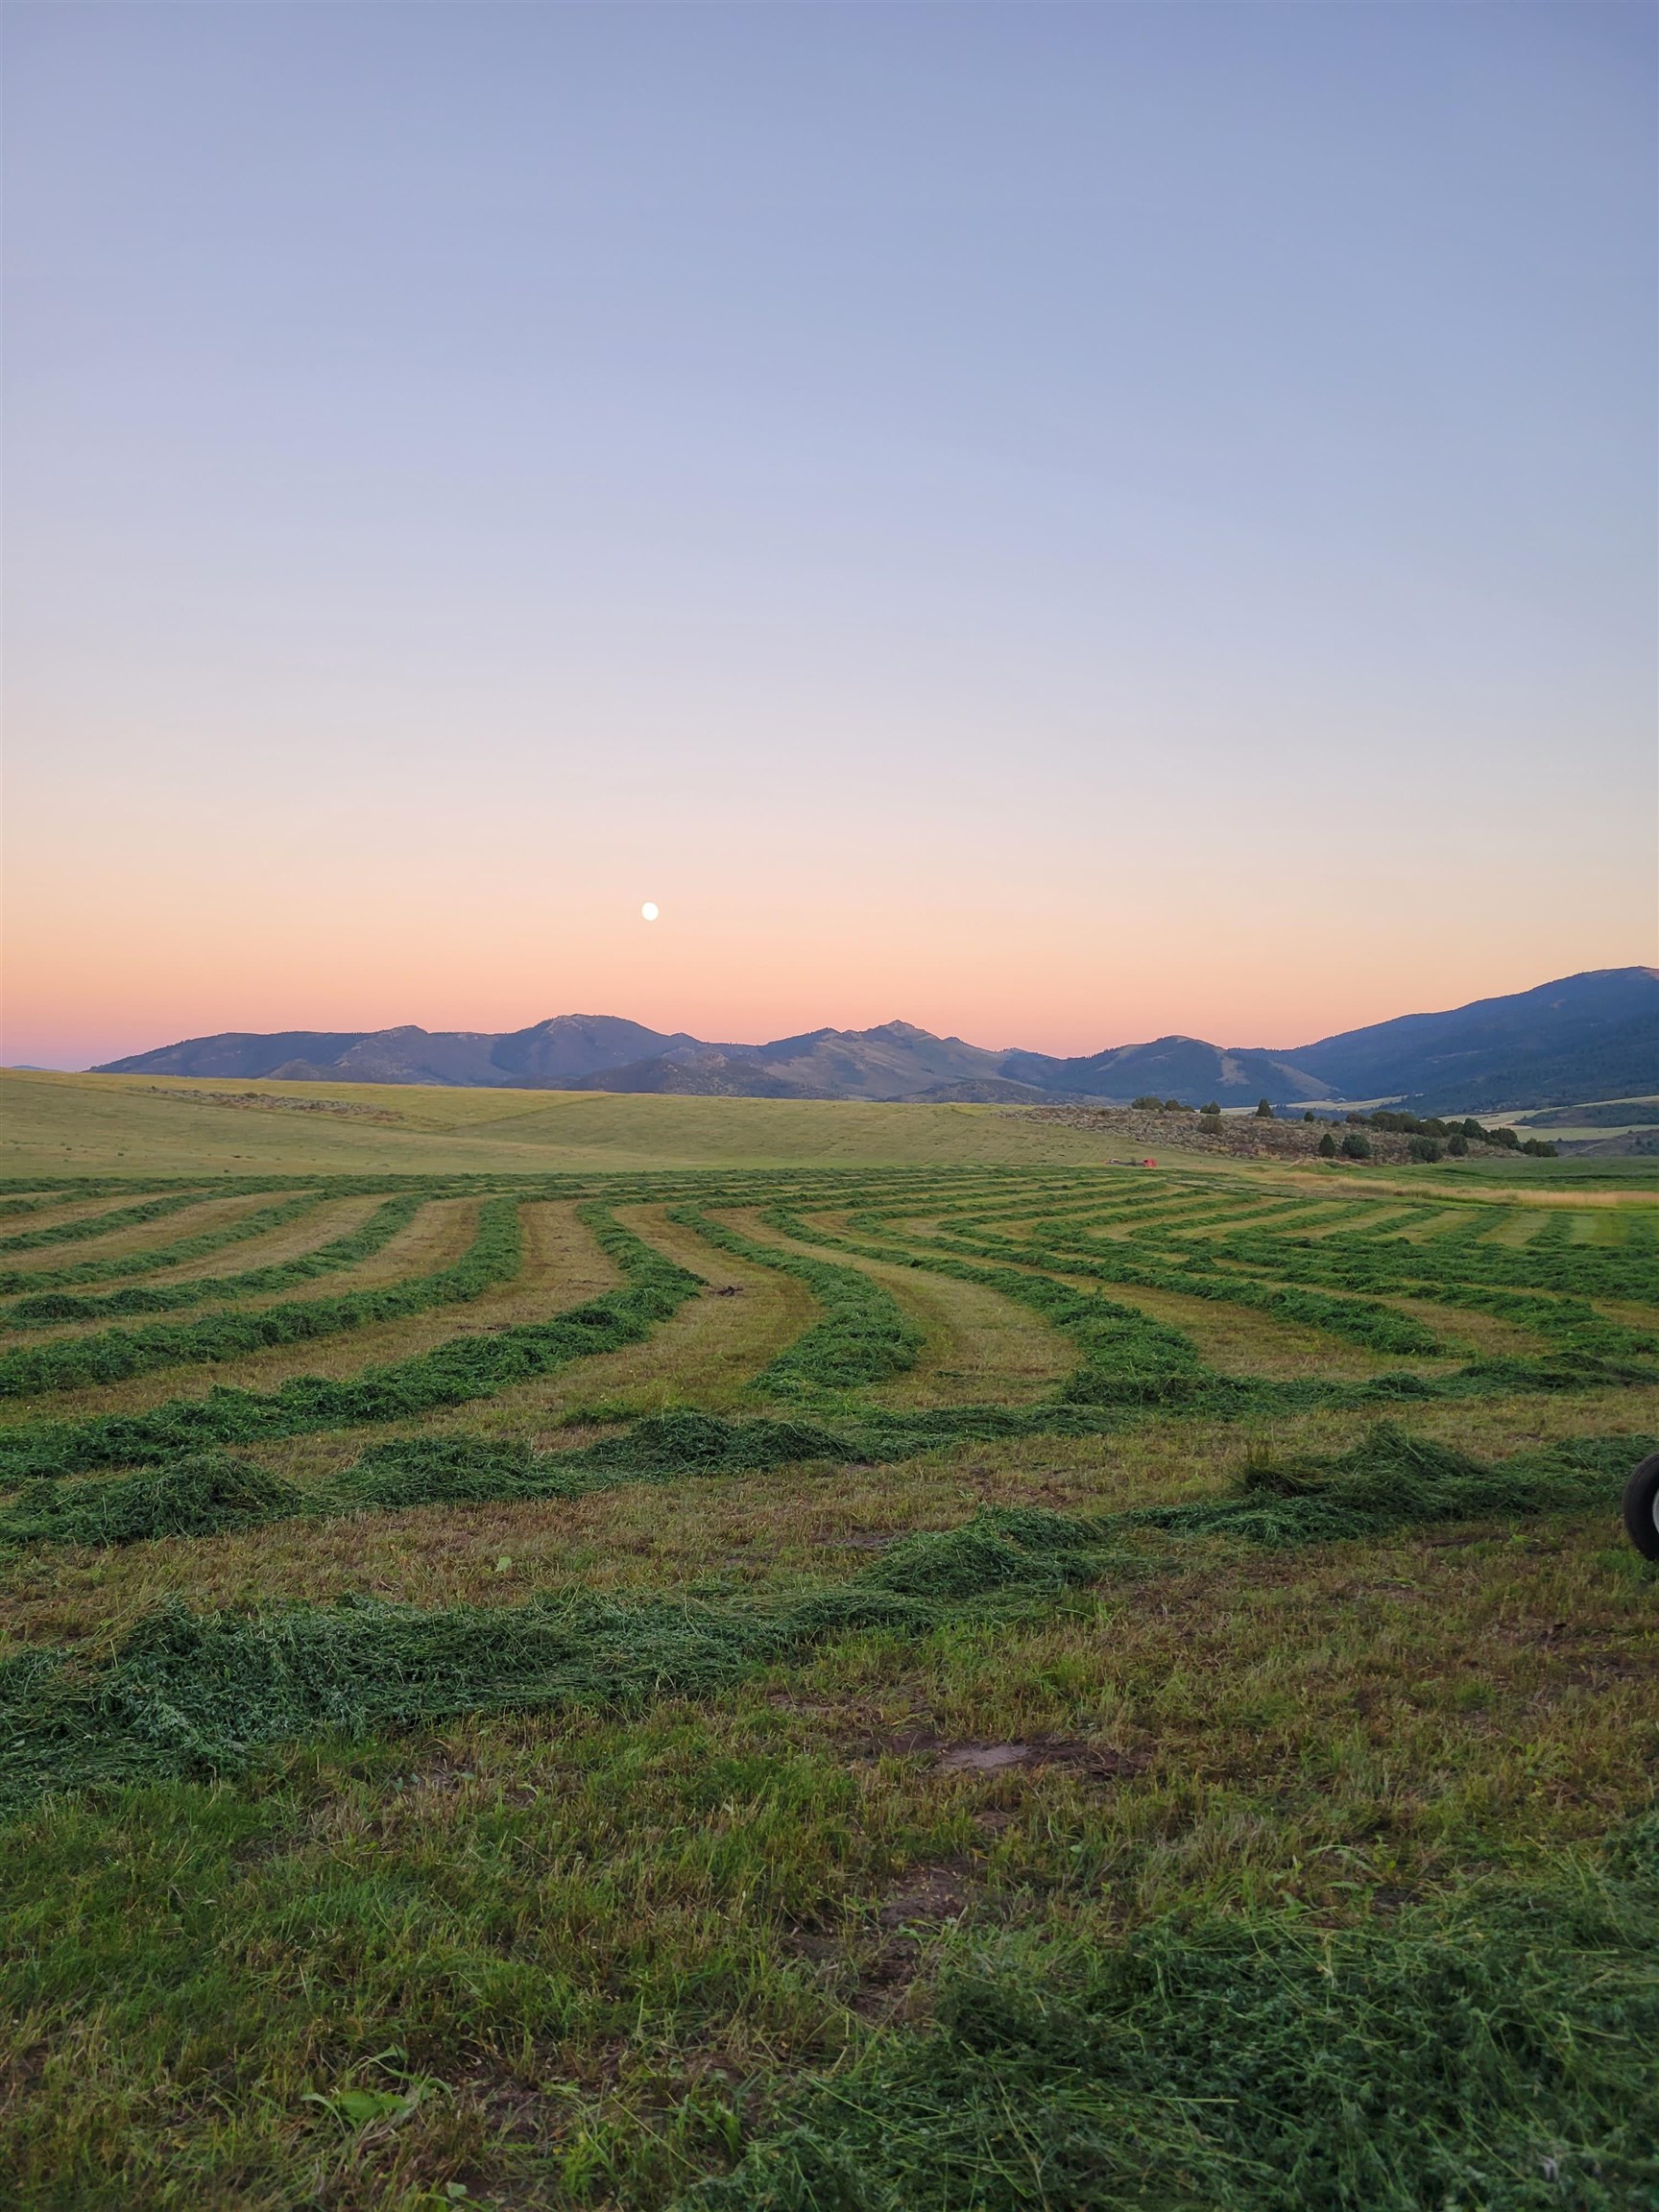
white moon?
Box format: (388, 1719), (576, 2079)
(640, 902), (660, 922)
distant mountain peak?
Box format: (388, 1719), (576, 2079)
(87, 968), (1657, 1114)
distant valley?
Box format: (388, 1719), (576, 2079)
(90, 968), (1658, 1116)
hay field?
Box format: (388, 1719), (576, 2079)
(0, 1070), (1150, 1177)
(1, 1079), (1656, 2209)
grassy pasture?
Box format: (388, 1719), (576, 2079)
(1, 1071), (1152, 1177)
(0, 1081), (1655, 2209)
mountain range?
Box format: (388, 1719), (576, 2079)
(91, 967), (1658, 1116)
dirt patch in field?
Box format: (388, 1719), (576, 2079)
(878, 1859), (975, 1931)
(137, 1087), (417, 1124)
(841, 1722), (1150, 1781)
(936, 1738), (1143, 1777)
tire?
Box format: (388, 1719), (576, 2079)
(1622, 1453), (1659, 1562)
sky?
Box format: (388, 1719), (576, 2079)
(3, 2), (1654, 1070)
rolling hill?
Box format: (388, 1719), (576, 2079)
(1292, 968), (1658, 1115)
(92, 1015), (699, 1089)
(91, 967), (1657, 1112)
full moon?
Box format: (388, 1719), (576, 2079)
(640, 902), (660, 922)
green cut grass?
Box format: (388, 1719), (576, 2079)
(0, 1425), (1634, 1811)
(669, 1208), (927, 1399)
(0, 1204), (702, 1478)
(4, 1190), (426, 1323)
(0, 1109), (1654, 2212)
(0, 1194), (517, 1397)
(689, 1826), (1659, 2212)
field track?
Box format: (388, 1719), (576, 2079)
(1, 1127), (1655, 2208)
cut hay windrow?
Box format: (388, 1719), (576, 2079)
(0, 1206), (702, 1479)
(1163, 1230), (1659, 1364)
(0, 1191), (330, 1299)
(1196, 1220), (1659, 1305)
(0, 1507), (1122, 1810)
(0, 1411), (1125, 1551)
(0, 1411), (1644, 1562)
(1, 1152), (1652, 2208)
(668, 1208), (926, 1397)
(0, 1190), (217, 1259)
(922, 1219), (1454, 1358)
(1111, 1420), (1649, 1547)
(331, 1407), (860, 1514)
(0, 1455), (306, 1549)
(0, 1195), (519, 1398)
(798, 1201), (1659, 1385)
(1, 1167), (1649, 1499)
(841, 1203), (1443, 1344)
(4, 1191), (426, 1326)
(0, 1186), (125, 1220)
(0, 1413), (860, 1548)
(0, 1431), (1635, 1807)
(740, 1209), (1656, 1412)
(761, 1208), (1368, 1406)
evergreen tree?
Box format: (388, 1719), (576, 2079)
(1317, 1132), (1337, 1157)
(1255, 1098), (1273, 1118)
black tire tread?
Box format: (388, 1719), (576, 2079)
(1621, 1452), (1659, 1561)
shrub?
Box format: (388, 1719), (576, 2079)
(1132, 1095), (1164, 1111)
(1340, 1131), (1371, 1160)
(1162, 1098), (1185, 1112)
(1303, 1111), (1314, 1122)
(1408, 1137), (1443, 1164)
(1447, 1134), (1468, 1157)
(1317, 1133), (1336, 1158)
(1523, 1138), (1558, 1158)
(1200, 1102), (1220, 1118)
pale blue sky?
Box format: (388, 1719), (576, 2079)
(4, 2), (1654, 1068)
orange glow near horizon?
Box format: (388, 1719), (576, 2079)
(5, 9), (1653, 1073)
(7, 825), (1650, 1070)
(5, 660), (1652, 1071)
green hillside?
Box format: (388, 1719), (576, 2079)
(0, 1070), (1142, 1178)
